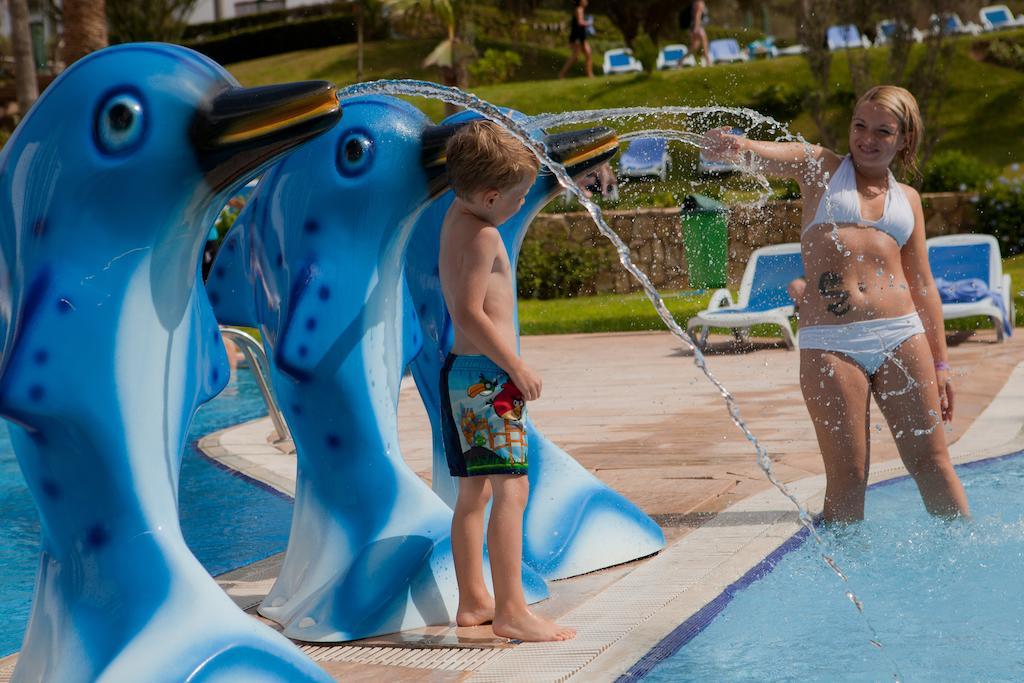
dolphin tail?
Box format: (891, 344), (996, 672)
(520, 420), (665, 579)
(257, 471), (548, 642)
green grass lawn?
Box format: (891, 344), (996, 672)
(227, 29), (1024, 168)
(517, 289), (712, 335)
(518, 255), (1024, 336)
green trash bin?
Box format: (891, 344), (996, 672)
(680, 194), (728, 289)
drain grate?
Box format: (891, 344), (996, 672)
(299, 643), (507, 671)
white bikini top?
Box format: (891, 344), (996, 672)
(805, 155), (914, 247)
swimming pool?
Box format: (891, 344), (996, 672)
(0, 368), (295, 657)
(625, 451), (1024, 681)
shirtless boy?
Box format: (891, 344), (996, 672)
(438, 120), (576, 642)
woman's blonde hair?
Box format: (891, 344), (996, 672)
(855, 85), (924, 179)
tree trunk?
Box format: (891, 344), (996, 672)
(357, 5), (364, 82)
(796, 0), (836, 148)
(8, 0), (38, 116)
(62, 0), (109, 67)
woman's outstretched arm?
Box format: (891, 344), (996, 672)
(701, 127), (839, 188)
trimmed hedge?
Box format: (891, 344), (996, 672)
(184, 2), (351, 40)
(185, 12), (364, 65)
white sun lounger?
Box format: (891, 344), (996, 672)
(686, 242), (804, 350)
(603, 48), (644, 75)
(927, 233), (1014, 342)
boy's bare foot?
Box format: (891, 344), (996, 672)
(493, 611), (576, 642)
(456, 597), (495, 627)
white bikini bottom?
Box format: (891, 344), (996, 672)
(798, 312), (925, 376)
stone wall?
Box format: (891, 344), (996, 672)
(526, 192), (978, 294)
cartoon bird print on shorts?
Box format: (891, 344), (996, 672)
(466, 373), (500, 399)
(489, 381), (525, 422)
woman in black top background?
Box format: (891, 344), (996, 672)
(680, 0), (711, 66)
(559, 0), (594, 78)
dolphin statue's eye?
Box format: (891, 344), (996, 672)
(336, 130), (373, 177)
(94, 92), (145, 155)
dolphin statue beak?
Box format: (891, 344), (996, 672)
(191, 80), (342, 192)
(420, 123), (618, 198)
(545, 126), (619, 176)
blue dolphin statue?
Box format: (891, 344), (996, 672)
(206, 95), (549, 642)
(403, 110), (666, 580)
(0, 44), (339, 682)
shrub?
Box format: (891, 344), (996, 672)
(469, 49), (523, 85)
(632, 34), (658, 73)
(749, 82), (808, 123)
(986, 38), (1024, 71)
(921, 150), (999, 193)
(975, 177), (1024, 255)
(517, 233), (609, 299)
(772, 179), (801, 200)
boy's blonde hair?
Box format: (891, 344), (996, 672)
(855, 85), (924, 179)
(445, 120), (540, 199)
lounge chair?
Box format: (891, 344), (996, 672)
(874, 19), (925, 46)
(686, 242), (804, 350)
(929, 13), (983, 36)
(708, 38), (748, 64)
(746, 37), (778, 59)
(698, 149), (743, 175)
(603, 48), (644, 75)
(927, 234), (1014, 341)
(776, 44), (809, 56)
(656, 44), (690, 70)
(698, 127), (745, 175)
(618, 137), (670, 181)
(826, 24), (870, 50)
(979, 4), (1024, 31)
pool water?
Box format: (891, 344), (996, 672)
(634, 452), (1024, 682)
(0, 369), (294, 657)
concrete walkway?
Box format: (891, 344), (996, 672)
(5, 328), (1018, 683)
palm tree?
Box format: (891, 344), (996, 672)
(61, 0), (108, 67)
(383, 0), (475, 101)
(7, 0), (38, 115)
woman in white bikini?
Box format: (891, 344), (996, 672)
(704, 86), (970, 523)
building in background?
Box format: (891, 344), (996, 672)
(0, 0), (60, 69)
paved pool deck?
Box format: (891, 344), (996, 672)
(3, 328), (1021, 682)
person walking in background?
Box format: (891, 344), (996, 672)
(559, 0), (594, 79)
(680, 0), (711, 66)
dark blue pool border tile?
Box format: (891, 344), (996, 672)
(616, 524), (815, 682)
(617, 448), (1024, 681)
